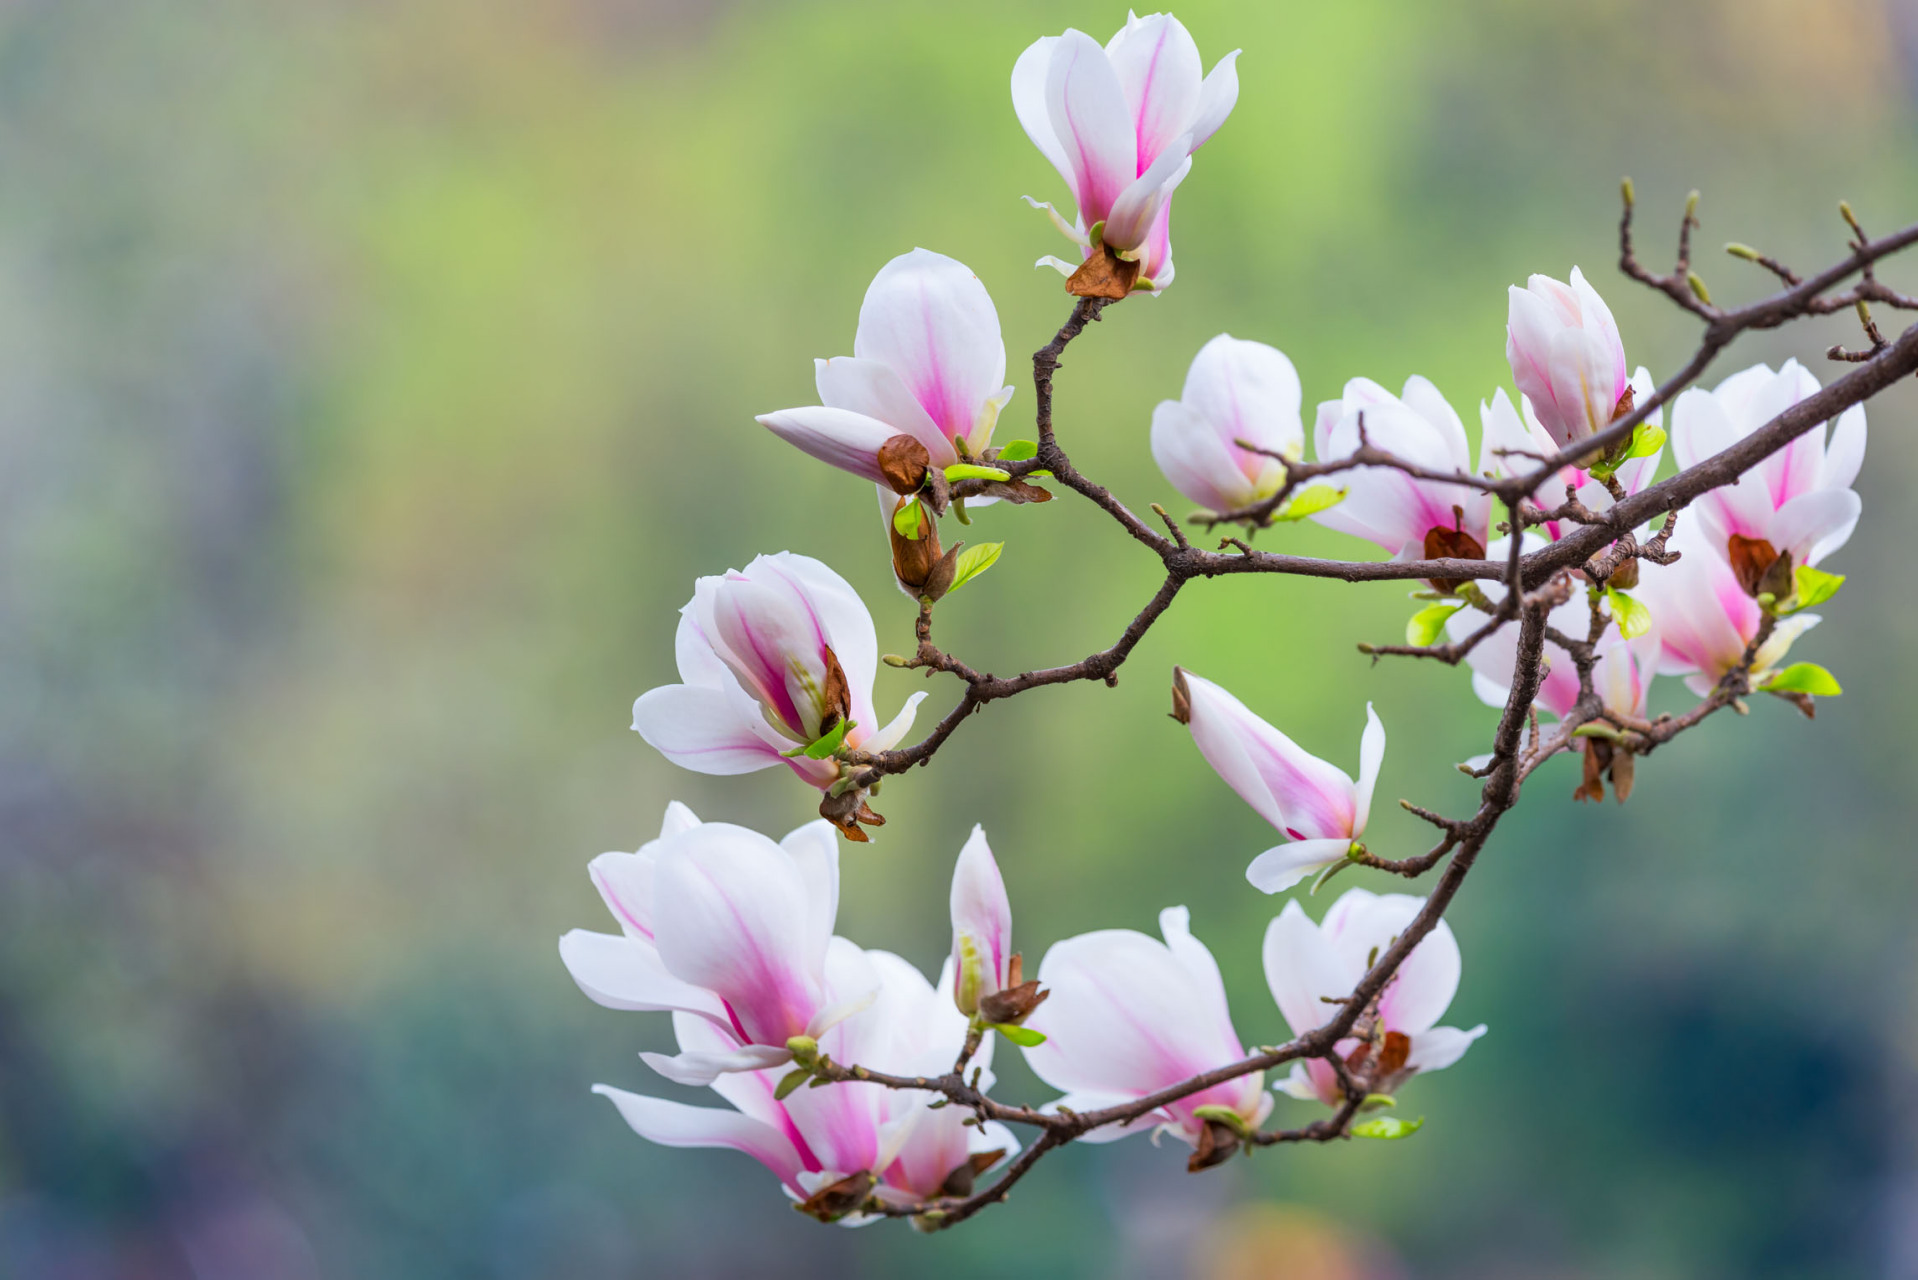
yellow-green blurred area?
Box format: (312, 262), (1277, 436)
(5, 0), (1918, 1274)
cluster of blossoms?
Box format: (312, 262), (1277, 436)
(566, 9), (1875, 1231)
(563, 805), (1478, 1219)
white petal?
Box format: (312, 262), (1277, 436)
(781, 819), (841, 964)
(1405, 1023), (1487, 1074)
(652, 823), (826, 1047)
(1151, 398), (1254, 512)
(558, 929), (729, 1023)
(1044, 29), (1138, 229)
(1182, 334), (1304, 463)
(1261, 900), (1358, 1037)
(812, 356), (951, 463)
(1245, 838), (1351, 894)
(1104, 12), (1203, 165)
(857, 690), (927, 754)
(1768, 485), (1860, 568)
(756, 406), (897, 484)
(638, 1043), (795, 1087)
(1011, 37), (1075, 194)
(631, 684), (782, 775)
(1157, 905), (1236, 1052)
(1821, 404), (1866, 491)
(1188, 49), (1241, 151)
(1352, 703), (1386, 837)
(1103, 129), (1193, 253)
(592, 1084), (806, 1188)
(852, 249), (1007, 449)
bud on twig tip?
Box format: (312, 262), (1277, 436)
(1725, 242), (1760, 261)
(1620, 176), (1635, 207)
(1687, 271), (1711, 304)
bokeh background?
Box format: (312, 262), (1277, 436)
(4, 0), (1918, 1275)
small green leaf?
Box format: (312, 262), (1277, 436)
(1406, 602), (1463, 647)
(1351, 1115), (1424, 1140)
(945, 541), (1003, 594)
(944, 463), (1012, 483)
(1605, 588), (1653, 640)
(892, 495), (924, 539)
(1762, 662), (1843, 696)
(1792, 565), (1845, 610)
(996, 439), (1039, 462)
(782, 718), (854, 760)
(992, 1023), (1046, 1047)
(1275, 485), (1346, 522)
(773, 1067), (811, 1101)
(1624, 422), (1666, 460)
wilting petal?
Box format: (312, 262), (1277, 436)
(631, 683), (783, 775)
(639, 1042), (796, 1087)
(652, 823), (827, 1048)
(852, 249), (1008, 449)
(950, 825), (1013, 1011)
(756, 406), (898, 484)
(1245, 837), (1352, 894)
(1044, 29), (1137, 230)
(1405, 1024), (1487, 1074)
(592, 1084), (807, 1189)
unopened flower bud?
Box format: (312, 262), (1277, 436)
(888, 495), (961, 600)
(877, 434), (931, 496)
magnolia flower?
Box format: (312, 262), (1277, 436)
(1634, 518), (1821, 697)
(1482, 367), (1663, 541)
(1308, 376), (1494, 569)
(595, 949), (1017, 1222)
(1023, 907), (1270, 1167)
(1448, 537), (1657, 722)
(1150, 334), (1302, 513)
(1013, 13), (1240, 293)
(631, 552), (925, 792)
(1505, 267), (1630, 449)
(757, 249), (1015, 481)
(1669, 359), (1865, 596)
(1265, 889), (1485, 1107)
(1172, 669), (1385, 895)
(559, 806), (872, 1085)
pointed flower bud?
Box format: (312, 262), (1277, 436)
(1505, 267), (1630, 449)
(949, 826), (1014, 1016)
(1175, 669), (1384, 894)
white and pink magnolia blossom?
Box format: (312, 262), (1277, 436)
(1634, 517), (1822, 697)
(1482, 367), (1664, 540)
(1022, 906), (1271, 1152)
(631, 552), (925, 789)
(1447, 537), (1657, 721)
(559, 806), (871, 1085)
(1308, 376), (1495, 562)
(1150, 334), (1302, 513)
(757, 249), (1015, 481)
(1013, 13), (1240, 293)
(1669, 359), (1865, 586)
(1265, 889), (1485, 1107)
(949, 825), (1013, 1017)
(595, 948), (1017, 1221)
(1505, 267), (1630, 449)
(1174, 669), (1385, 895)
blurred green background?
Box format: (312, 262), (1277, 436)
(4, 0), (1917, 1276)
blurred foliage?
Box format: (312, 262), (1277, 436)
(2, 0), (1917, 1275)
